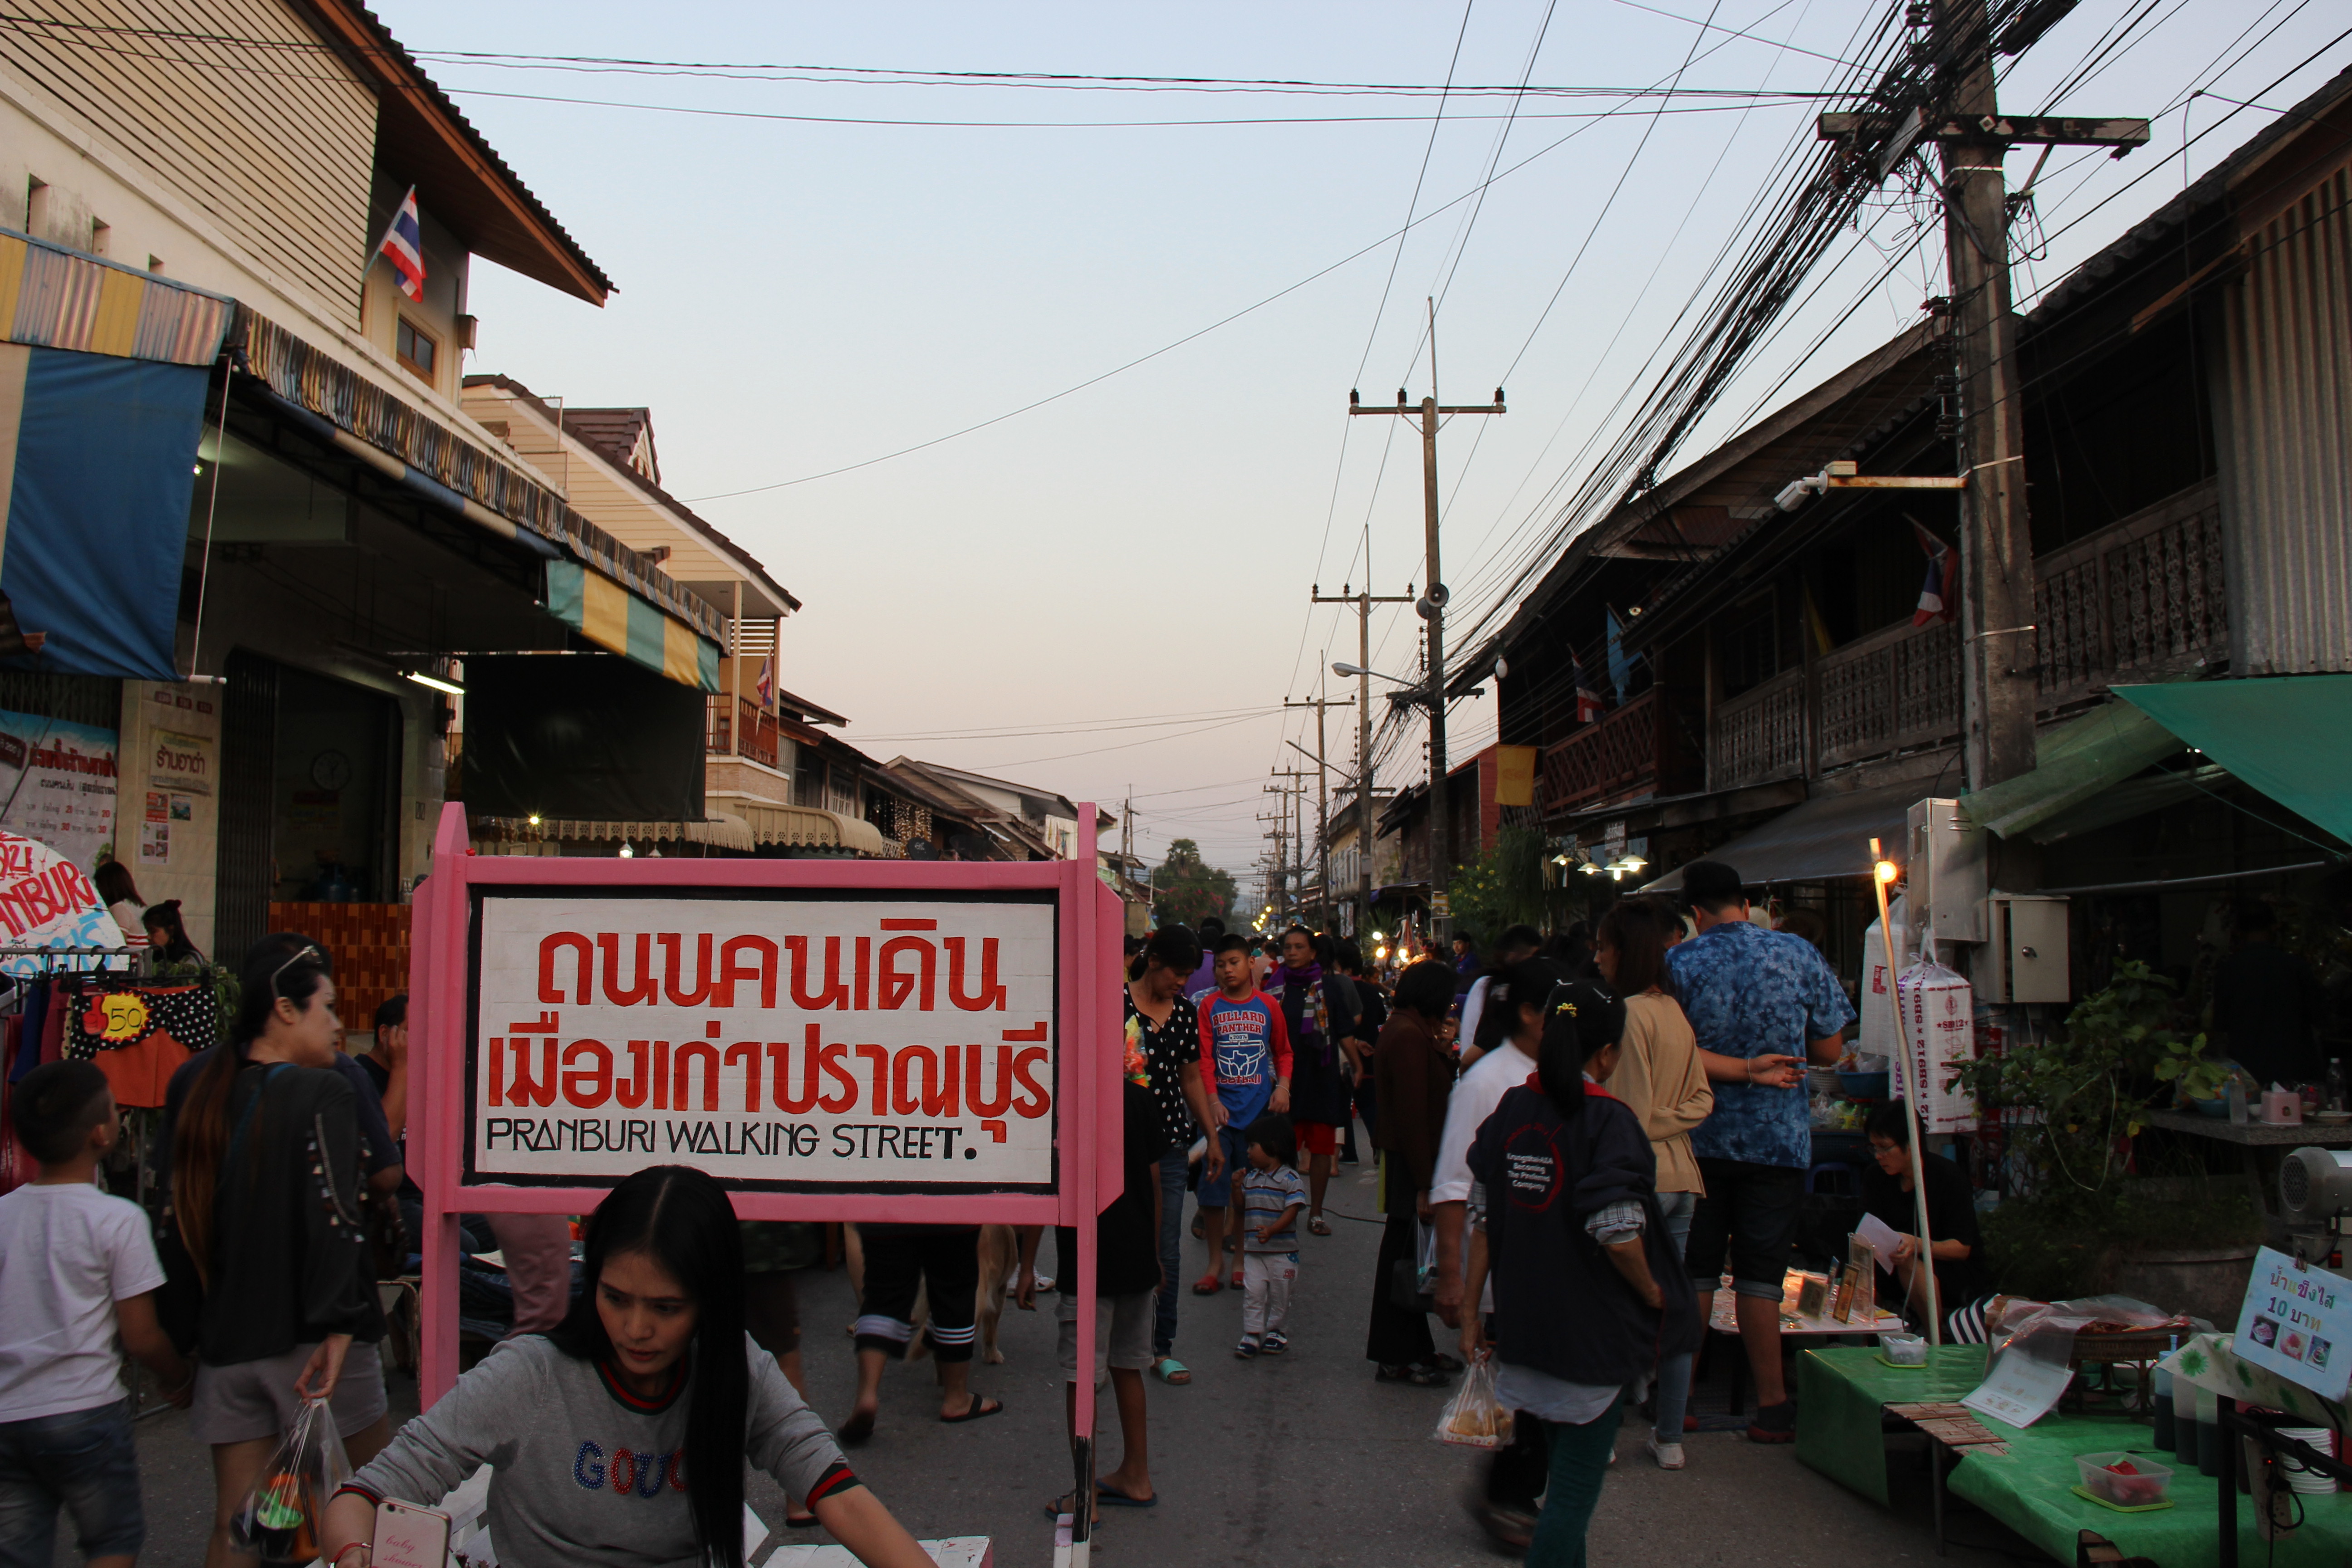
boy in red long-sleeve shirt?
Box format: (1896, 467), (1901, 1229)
(1191, 934), (1291, 1294)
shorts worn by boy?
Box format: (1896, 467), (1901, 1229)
(0, 1181), (168, 1563)
(1196, 992), (1291, 1207)
(1239, 1165), (1307, 1340)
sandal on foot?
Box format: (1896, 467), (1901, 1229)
(1190, 1272), (1224, 1296)
(837, 1408), (876, 1445)
(1150, 1357), (1192, 1385)
(784, 1511), (820, 1529)
(1428, 1352), (1464, 1373)
(1097, 1481), (1158, 1508)
(1230, 1268), (1244, 1290)
(940, 1396), (1005, 1424)
(1375, 1362), (1446, 1385)
(1308, 1214), (1333, 1236)
(1235, 1336), (1261, 1359)
(1261, 1331), (1289, 1355)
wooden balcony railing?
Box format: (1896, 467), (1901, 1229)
(2035, 482), (2226, 707)
(1538, 690), (1662, 816)
(706, 695), (780, 769)
(1710, 668), (1807, 789)
(1816, 617), (1962, 773)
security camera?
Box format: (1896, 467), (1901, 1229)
(1776, 479), (1814, 513)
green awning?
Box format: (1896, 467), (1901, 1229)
(2114, 676), (2352, 844)
(1958, 701), (2185, 840)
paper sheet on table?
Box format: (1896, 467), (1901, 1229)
(1962, 1311), (2091, 1430)
(1855, 1213), (1903, 1274)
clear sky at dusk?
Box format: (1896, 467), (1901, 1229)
(375, 0), (2345, 895)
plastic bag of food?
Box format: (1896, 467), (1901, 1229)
(1435, 1351), (1515, 1449)
(230, 1396), (352, 1565)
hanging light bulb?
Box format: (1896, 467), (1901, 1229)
(617, 841), (634, 859)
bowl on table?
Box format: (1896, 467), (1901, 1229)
(2075, 1452), (2173, 1509)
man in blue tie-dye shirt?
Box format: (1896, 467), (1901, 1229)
(1664, 859), (1856, 1444)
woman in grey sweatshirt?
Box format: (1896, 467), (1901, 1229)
(323, 1167), (930, 1568)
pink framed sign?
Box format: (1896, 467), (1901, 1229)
(407, 802), (1122, 1445)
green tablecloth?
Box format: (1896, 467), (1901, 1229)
(1947, 1410), (2352, 1564)
(1796, 1345), (1991, 1504)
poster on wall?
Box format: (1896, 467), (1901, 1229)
(0, 709), (118, 871)
(0, 828), (125, 977)
(468, 893), (1059, 1191)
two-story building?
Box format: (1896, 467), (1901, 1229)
(0, 3), (720, 1012)
(1446, 63), (2352, 989)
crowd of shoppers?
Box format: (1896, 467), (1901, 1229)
(1, 863), (1886, 1567)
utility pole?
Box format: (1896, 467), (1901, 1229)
(1283, 694), (1348, 931)
(1316, 534), (1415, 942)
(1265, 771), (1309, 920)
(1349, 299), (1504, 940)
(1819, 5), (2144, 791)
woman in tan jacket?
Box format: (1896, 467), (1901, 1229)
(1595, 898), (1711, 1471)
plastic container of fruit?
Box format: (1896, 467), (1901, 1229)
(2076, 1452), (2173, 1508)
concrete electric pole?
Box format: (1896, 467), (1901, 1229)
(1348, 300), (1504, 938)
(1316, 535), (1414, 943)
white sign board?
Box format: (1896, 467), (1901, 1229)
(469, 893), (1059, 1191)
(2234, 1246), (2352, 1402)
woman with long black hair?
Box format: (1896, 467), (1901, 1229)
(323, 1165), (931, 1568)
(164, 937), (387, 1568)
(1458, 980), (1701, 1567)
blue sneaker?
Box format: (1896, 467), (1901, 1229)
(1235, 1335), (1261, 1359)
(1261, 1332), (1289, 1355)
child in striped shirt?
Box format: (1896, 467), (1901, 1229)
(1235, 1114), (1307, 1358)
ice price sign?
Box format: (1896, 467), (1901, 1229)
(469, 896), (1058, 1189)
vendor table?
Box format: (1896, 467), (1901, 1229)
(2161, 1330), (2352, 1568)
(1801, 1340), (2352, 1563)
(1710, 1271), (1906, 1413)
(2141, 1110), (2352, 1245)
(1796, 1344), (1989, 1505)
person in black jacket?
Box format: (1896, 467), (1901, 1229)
(1460, 980), (1701, 1566)
(164, 937), (387, 1568)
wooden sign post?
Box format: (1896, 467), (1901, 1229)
(407, 802), (1121, 1553)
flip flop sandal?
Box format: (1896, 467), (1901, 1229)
(1191, 1273), (1224, 1296)
(1429, 1352), (1465, 1372)
(1097, 1482), (1159, 1509)
(1229, 1269), (1244, 1290)
(783, 1511), (820, 1529)
(1308, 1215), (1333, 1236)
(1190, 1215), (1205, 1240)
(941, 1396), (1005, 1424)
(1044, 1492), (1100, 1525)
(837, 1409), (876, 1445)
(1150, 1358), (1192, 1385)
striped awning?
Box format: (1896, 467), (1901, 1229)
(707, 792), (891, 856)
(473, 811), (757, 853)
(544, 559), (719, 692)
(0, 231), (230, 366)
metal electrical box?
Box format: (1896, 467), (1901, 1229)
(1906, 797), (1987, 944)
(1977, 893), (2072, 1004)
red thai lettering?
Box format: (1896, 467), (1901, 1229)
(944, 938), (1008, 1011)
(965, 1044), (1016, 1117)
(725, 1042), (760, 1112)
(539, 933), (592, 1004)
(716, 937), (777, 1009)
(508, 1039), (559, 1108)
(1010, 1046), (1051, 1119)
(816, 1042), (858, 1113)
(600, 934), (657, 1006)
(616, 1042), (652, 1109)
(561, 1040), (613, 1108)
(854, 1044), (888, 1114)
(660, 934), (714, 1007)
(770, 1026), (821, 1114)
(878, 937), (936, 1011)
(784, 936), (849, 1010)
(671, 1041), (720, 1111)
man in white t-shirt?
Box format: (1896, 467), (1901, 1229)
(1429, 954), (1564, 1549)
(1455, 925), (1544, 1070)
(0, 1060), (192, 1565)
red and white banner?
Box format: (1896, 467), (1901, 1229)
(469, 894), (1058, 1188)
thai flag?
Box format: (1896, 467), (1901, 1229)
(1911, 518), (1958, 627)
(756, 656), (775, 711)
(1573, 656), (1605, 724)
(375, 187), (425, 303)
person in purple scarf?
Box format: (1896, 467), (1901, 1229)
(1269, 927), (1361, 1234)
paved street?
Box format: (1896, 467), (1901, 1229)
(108, 1157), (2038, 1566)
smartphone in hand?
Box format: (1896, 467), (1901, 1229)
(371, 1499), (450, 1568)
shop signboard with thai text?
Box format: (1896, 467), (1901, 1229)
(467, 892), (1059, 1190)
(0, 709), (117, 870)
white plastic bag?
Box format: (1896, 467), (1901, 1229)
(1435, 1351), (1515, 1449)
(230, 1396), (352, 1564)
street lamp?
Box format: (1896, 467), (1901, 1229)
(1332, 661), (1417, 687)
